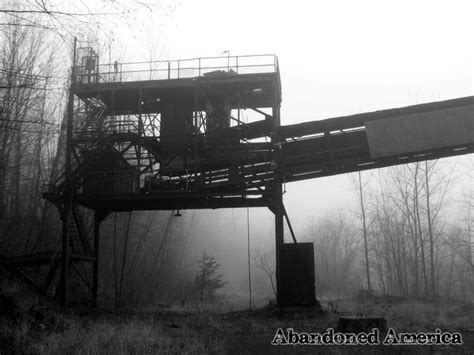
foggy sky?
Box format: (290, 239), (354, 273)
(113, 0), (473, 220)
(104, 1), (473, 295)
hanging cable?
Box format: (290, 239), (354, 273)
(247, 206), (252, 311)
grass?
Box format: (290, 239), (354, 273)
(0, 278), (222, 354)
(332, 296), (474, 332)
(1, 286), (473, 354)
(0, 311), (223, 354)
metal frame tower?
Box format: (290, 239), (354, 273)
(3, 40), (472, 307)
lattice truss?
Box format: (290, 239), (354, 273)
(58, 88), (275, 201)
(45, 52), (473, 212)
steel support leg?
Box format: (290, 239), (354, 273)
(272, 74), (283, 306)
(92, 214), (100, 307)
(274, 186), (284, 307)
(59, 206), (70, 306)
(60, 38), (77, 306)
(92, 210), (108, 307)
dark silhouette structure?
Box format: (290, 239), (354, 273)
(2, 42), (473, 306)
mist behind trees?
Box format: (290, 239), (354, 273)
(0, 2), (472, 308)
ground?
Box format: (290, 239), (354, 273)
(1, 292), (474, 354)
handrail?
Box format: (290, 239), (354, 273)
(84, 53), (277, 67)
(73, 54), (279, 84)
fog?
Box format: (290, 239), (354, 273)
(1, 2), (474, 352)
(124, 0), (473, 298)
(2, 0), (473, 302)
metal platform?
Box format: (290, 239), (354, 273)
(7, 46), (474, 307)
(43, 94), (474, 212)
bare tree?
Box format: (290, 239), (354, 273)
(304, 213), (359, 298)
(0, 13), (63, 255)
(0, 1), (175, 42)
(356, 160), (453, 299)
(252, 248), (277, 298)
(349, 171), (372, 291)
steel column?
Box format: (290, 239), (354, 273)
(92, 212), (100, 307)
(60, 38), (77, 306)
(92, 210), (108, 307)
(59, 206), (69, 305)
(271, 76), (284, 306)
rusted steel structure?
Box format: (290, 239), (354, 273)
(2, 43), (473, 306)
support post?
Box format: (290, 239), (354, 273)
(274, 182), (284, 306)
(137, 88), (143, 191)
(92, 210), (107, 307)
(60, 37), (77, 306)
(92, 213), (100, 307)
(271, 75), (284, 306)
(59, 206), (70, 306)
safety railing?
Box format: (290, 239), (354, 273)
(103, 114), (139, 134)
(74, 54), (278, 84)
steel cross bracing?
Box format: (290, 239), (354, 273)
(44, 54), (285, 212)
(44, 94), (474, 212)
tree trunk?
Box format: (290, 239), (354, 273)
(413, 164), (428, 297)
(358, 171), (371, 291)
(425, 161), (436, 299)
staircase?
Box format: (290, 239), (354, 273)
(46, 99), (110, 195)
(76, 98), (107, 140)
